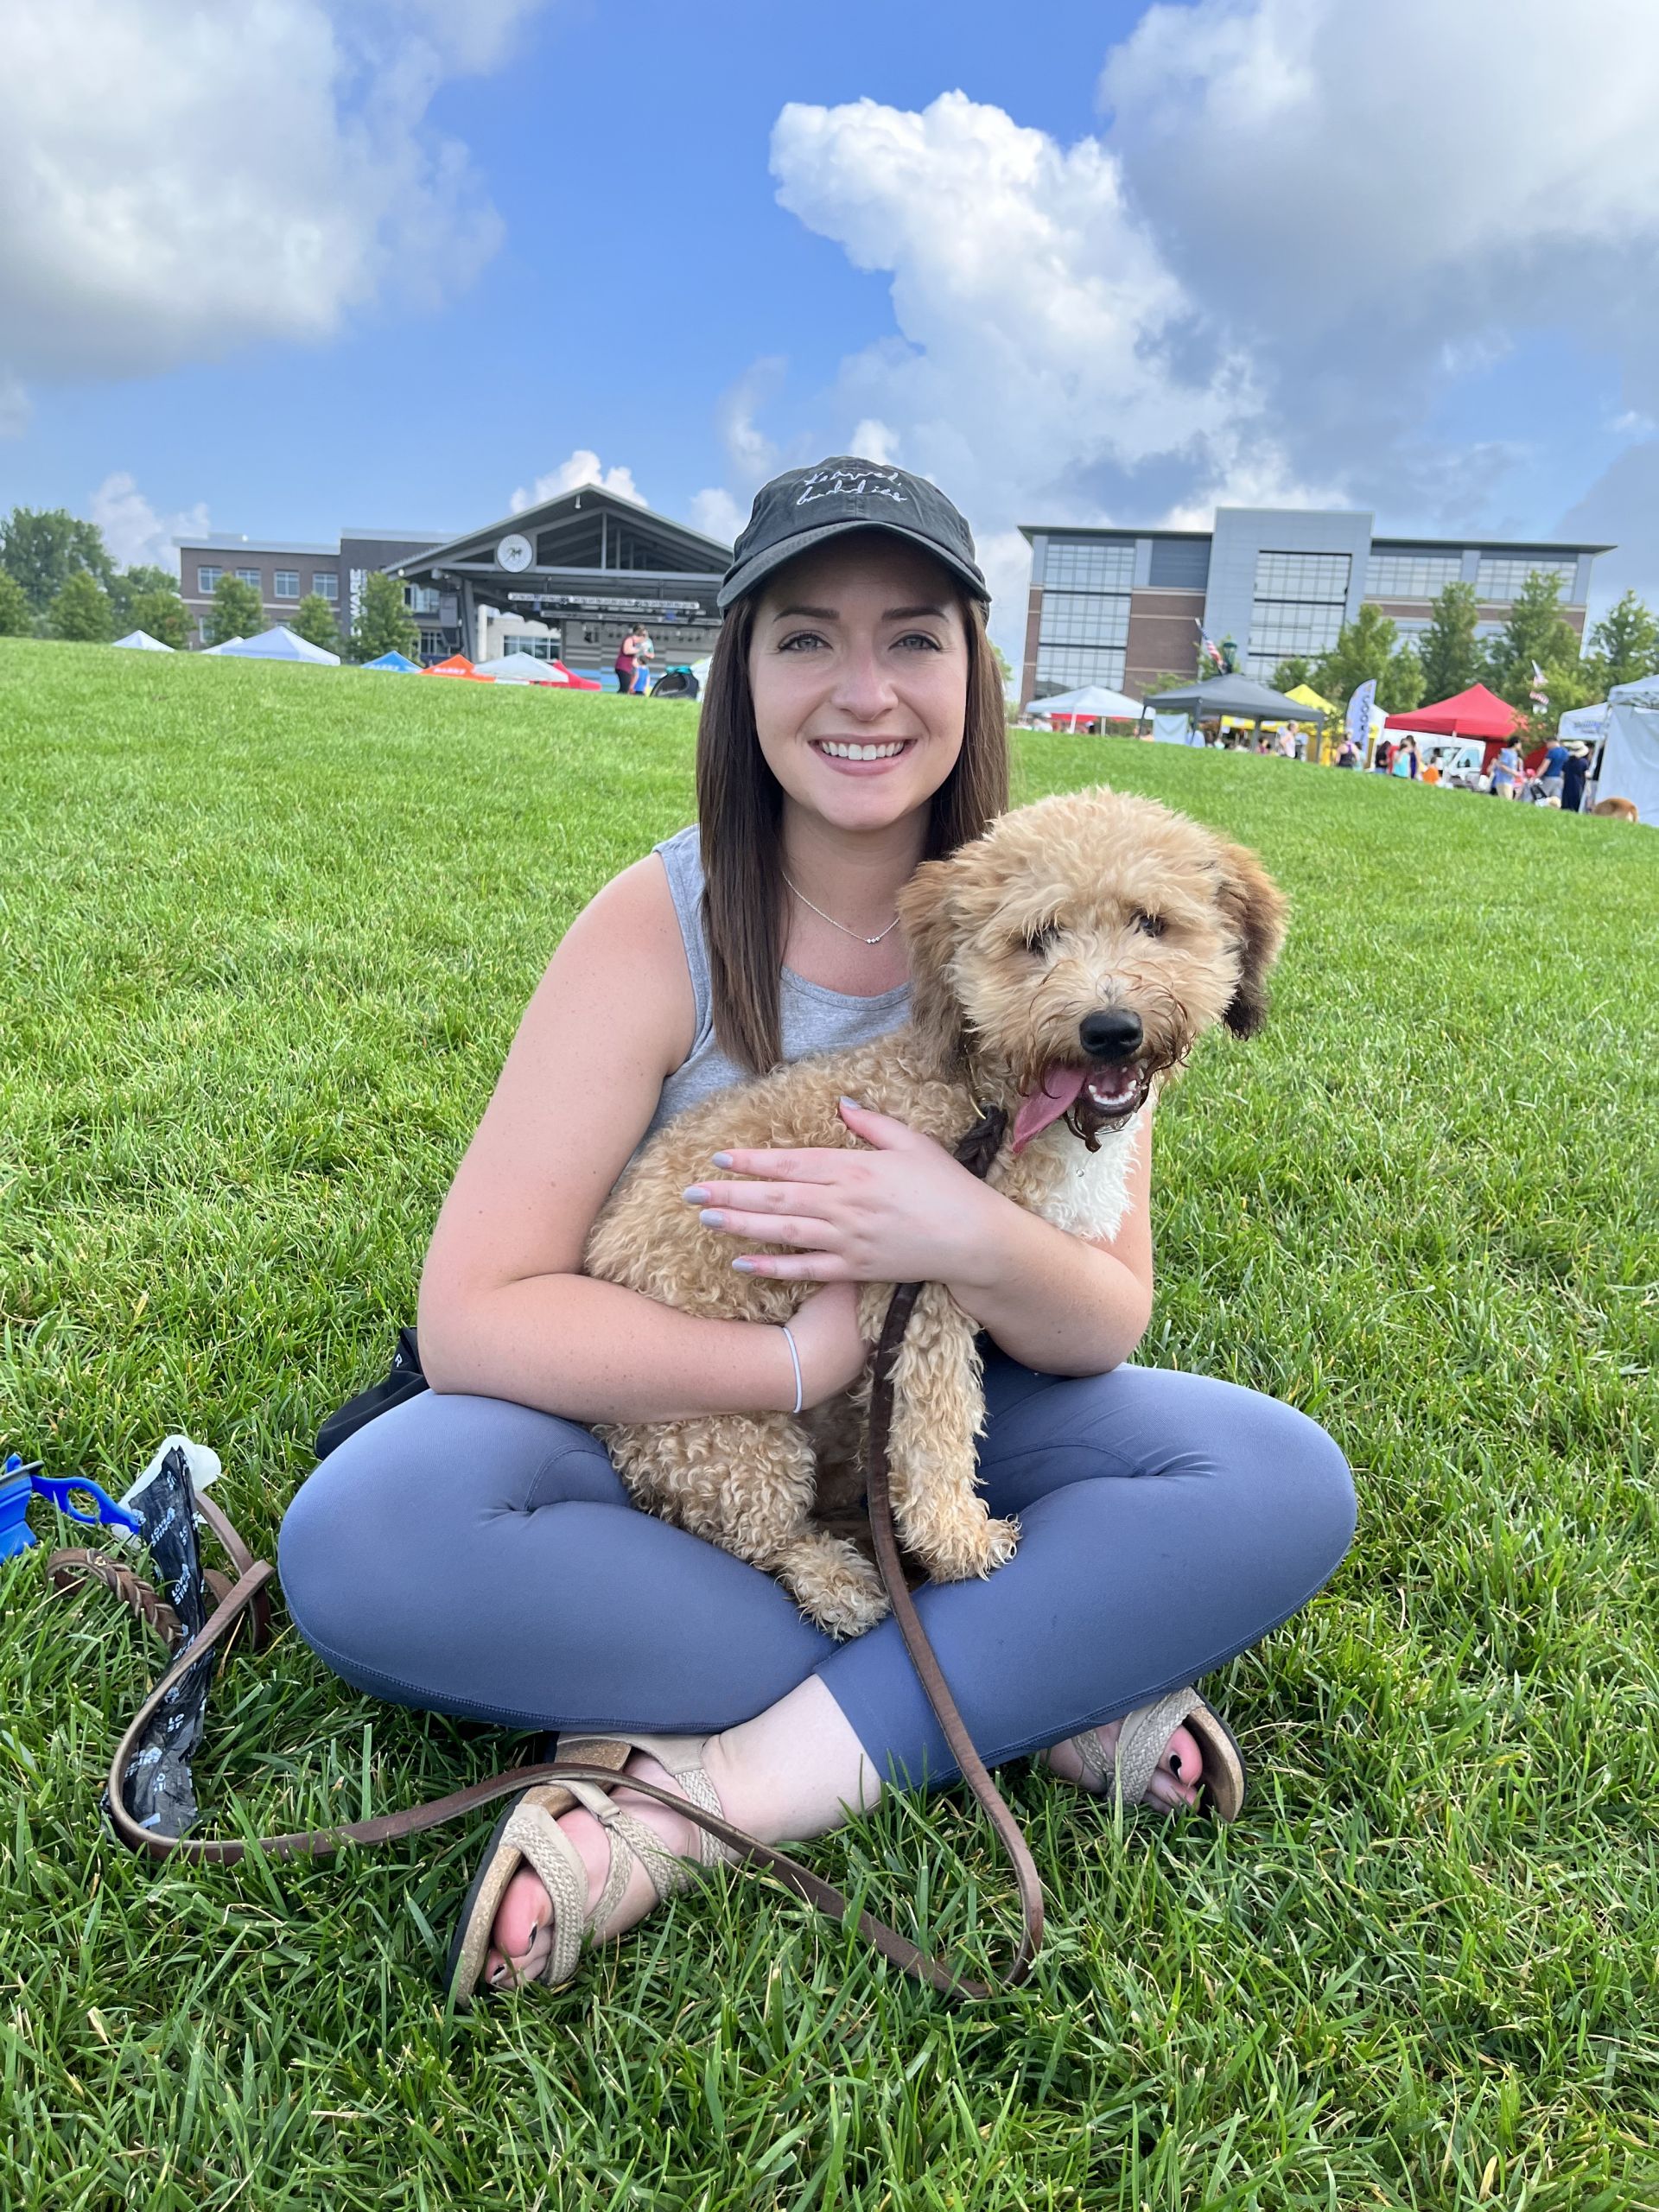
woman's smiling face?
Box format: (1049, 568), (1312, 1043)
(747, 531), (969, 832)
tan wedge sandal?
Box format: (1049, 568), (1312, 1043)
(445, 1732), (738, 2012)
(1058, 1687), (1247, 1822)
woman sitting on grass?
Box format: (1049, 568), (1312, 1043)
(278, 459), (1356, 2005)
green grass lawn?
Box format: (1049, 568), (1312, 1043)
(2, 639), (1656, 2212)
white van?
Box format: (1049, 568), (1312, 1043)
(1414, 737), (1486, 789)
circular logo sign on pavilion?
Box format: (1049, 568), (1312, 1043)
(496, 533), (533, 573)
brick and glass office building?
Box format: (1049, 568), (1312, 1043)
(176, 530), (445, 650)
(1017, 508), (1611, 705)
(176, 486), (731, 673)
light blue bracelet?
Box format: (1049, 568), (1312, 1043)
(779, 1323), (804, 1417)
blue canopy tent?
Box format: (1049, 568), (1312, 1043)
(360, 650), (421, 671)
(215, 625), (340, 665)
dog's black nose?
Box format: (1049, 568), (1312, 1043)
(1079, 1009), (1143, 1060)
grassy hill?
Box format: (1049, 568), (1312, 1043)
(2, 641), (1655, 2210)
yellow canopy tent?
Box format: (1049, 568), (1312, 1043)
(1286, 681), (1341, 763)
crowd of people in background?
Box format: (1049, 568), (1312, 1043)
(1364, 732), (1594, 806)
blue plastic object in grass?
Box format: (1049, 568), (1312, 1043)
(0, 1452), (142, 1561)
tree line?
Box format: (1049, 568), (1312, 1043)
(1262, 569), (1657, 740)
(0, 506), (421, 663)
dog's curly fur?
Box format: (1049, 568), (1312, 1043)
(584, 785), (1287, 1637)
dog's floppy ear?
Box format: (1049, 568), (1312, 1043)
(1214, 841), (1288, 1037)
(897, 856), (968, 1066)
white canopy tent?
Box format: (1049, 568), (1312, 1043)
(473, 652), (569, 683)
(200, 637), (245, 655)
(1556, 700), (1609, 748)
(111, 629), (174, 652)
(215, 625), (340, 665)
(1591, 673), (1659, 822)
(1026, 682), (1146, 723)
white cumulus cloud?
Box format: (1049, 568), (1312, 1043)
(689, 487), (747, 544)
(89, 472), (210, 572)
(0, 0), (552, 411)
(848, 419), (900, 466)
(1100, 0), (1659, 478)
(688, 356), (798, 550)
(768, 91), (1306, 651)
(763, 5), (1659, 654)
(509, 449), (645, 512)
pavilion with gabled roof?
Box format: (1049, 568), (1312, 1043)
(388, 485), (732, 675)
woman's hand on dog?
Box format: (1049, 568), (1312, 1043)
(785, 1281), (874, 1406)
(685, 1099), (1001, 1288)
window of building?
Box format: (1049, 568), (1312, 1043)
(1034, 645), (1127, 693)
(1042, 539), (1135, 592)
(197, 566), (223, 593)
(234, 568), (262, 590)
(1365, 551), (1462, 598)
(313, 573), (339, 600)
(1253, 550), (1351, 602)
(403, 583), (441, 615)
(1147, 538), (1210, 590)
(1247, 605), (1348, 658)
(273, 569), (300, 598)
(514, 635), (563, 659)
(1038, 592), (1131, 650)
(1249, 548), (1351, 670)
(1475, 555), (1577, 601)
(419, 630), (448, 659)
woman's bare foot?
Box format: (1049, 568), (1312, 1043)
(1041, 1717), (1205, 1812)
(485, 1750), (702, 1992)
(482, 1681), (880, 1994)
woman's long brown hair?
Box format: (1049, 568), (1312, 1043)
(696, 577), (1010, 1077)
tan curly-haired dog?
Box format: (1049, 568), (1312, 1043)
(584, 785), (1287, 1637)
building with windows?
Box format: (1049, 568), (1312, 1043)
(177, 530), (443, 648)
(385, 484), (731, 676)
(1017, 509), (1612, 705)
(177, 487), (733, 675)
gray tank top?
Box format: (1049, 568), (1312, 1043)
(641, 824), (912, 1143)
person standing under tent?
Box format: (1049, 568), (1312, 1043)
(1561, 743), (1592, 812)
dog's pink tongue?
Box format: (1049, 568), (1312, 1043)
(1012, 1065), (1089, 1152)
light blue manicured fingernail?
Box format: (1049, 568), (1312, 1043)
(699, 1209), (723, 1228)
(683, 1185), (709, 1204)
(839, 1096), (863, 1109)
(711, 1152), (733, 1168)
(732, 1256), (758, 1273)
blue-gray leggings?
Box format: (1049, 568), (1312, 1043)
(276, 1356), (1355, 1789)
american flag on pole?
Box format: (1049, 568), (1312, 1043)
(1193, 619), (1226, 671)
(1529, 660), (1549, 709)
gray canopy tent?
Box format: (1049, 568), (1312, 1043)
(1149, 672), (1326, 736)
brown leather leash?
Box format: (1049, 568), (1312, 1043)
(50, 1106), (1041, 1999)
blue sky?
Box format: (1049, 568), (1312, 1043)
(4, 0), (1657, 645)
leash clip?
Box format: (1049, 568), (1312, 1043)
(1, 1452), (143, 1561)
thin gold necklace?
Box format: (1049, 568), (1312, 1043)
(782, 872), (903, 947)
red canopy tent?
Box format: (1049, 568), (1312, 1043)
(1382, 683), (1541, 770)
(423, 653), (494, 683)
(541, 661), (602, 690)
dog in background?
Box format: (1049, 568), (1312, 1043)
(585, 785), (1287, 1636)
(1591, 795), (1640, 821)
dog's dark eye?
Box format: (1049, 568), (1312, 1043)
(1024, 922), (1060, 955)
(1132, 910), (1166, 938)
